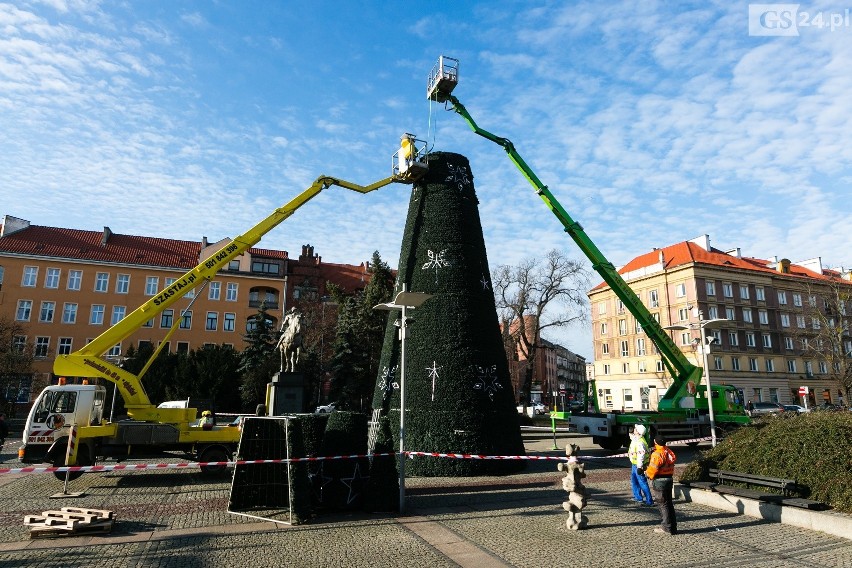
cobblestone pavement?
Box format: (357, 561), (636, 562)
(1, 432), (850, 567)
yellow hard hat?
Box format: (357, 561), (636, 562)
(202, 410), (212, 416)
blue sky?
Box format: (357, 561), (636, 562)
(2, 1), (851, 358)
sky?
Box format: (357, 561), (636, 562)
(2, 1), (852, 359)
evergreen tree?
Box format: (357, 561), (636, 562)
(239, 303), (279, 410)
(189, 344), (242, 411)
(371, 152), (525, 476)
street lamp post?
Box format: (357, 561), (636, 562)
(665, 313), (728, 447)
(373, 284), (432, 513)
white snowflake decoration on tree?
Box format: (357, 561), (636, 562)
(480, 274), (491, 291)
(422, 249), (451, 284)
(379, 364), (399, 395)
(425, 361), (443, 401)
(472, 364), (502, 400)
(445, 163), (471, 191)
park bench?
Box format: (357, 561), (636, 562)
(686, 468), (825, 510)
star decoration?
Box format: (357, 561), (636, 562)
(422, 249), (450, 283)
(425, 361), (443, 401)
(472, 364), (502, 400)
(445, 163), (471, 190)
(340, 462), (370, 505)
(379, 365), (399, 395)
(480, 274), (491, 291)
(308, 462), (334, 503)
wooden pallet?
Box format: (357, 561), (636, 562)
(24, 507), (115, 538)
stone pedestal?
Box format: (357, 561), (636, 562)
(557, 443), (588, 530)
(267, 373), (306, 415)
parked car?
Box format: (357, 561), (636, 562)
(816, 402), (839, 412)
(748, 401), (785, 416)
(315, 402), (337, 414)
(783, 404), (810, 414)
(531, 402), (547, 415)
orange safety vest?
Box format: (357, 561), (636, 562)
(646, 445), (676, 479)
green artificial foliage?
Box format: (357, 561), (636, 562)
(371, 152), (525, 476)
(319, 411), (370, 510)
(364, 415), (400, 512)
(285, 417), (312, 524)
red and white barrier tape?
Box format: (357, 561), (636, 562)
(1, 436), (711, 476)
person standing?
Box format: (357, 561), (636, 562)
(628, 424), (653, 506)
(0, 413), (8, 446)
(646, 434), (677, 535)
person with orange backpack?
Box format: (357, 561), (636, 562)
(645, 434), (677, 535)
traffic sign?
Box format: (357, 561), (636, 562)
(799, 386), (809, 396)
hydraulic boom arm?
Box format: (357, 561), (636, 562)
(54, 171), (418, 420)
(427, 58), (702, 411)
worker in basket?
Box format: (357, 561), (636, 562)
(200, 410), (214, 430)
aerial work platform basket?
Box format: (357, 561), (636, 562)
(426, 55), (459, 102)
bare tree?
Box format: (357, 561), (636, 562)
(0, 316), (35, 416)
(792, 278), (852, 405)
(492, 249), (589, 411)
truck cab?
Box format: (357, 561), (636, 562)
(19, 383), (105, 463)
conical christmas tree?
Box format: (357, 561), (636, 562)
(371, 152), (525, 476)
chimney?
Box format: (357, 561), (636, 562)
(658, 250), (665, 265)
(688, 234), (711, 251)
(0, 215), (30, 237)
(202, 236), (208, 248)
(724, 247), (741, 258)
(101, 226), (113, 246)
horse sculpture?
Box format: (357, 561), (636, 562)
(277, 308), (304, 373)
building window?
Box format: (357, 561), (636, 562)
(111, 306), (126, 325)
(745, 332), (756, 347)
(116, 274), (130, 294)
(784, 336), (794, 350)
(67, 270), (82, 291)
(90, 304), (105, 325)
(22, 266), (38, 287)
(805, 360), (814, 377)
(251, 261), (280, 274)
(675, 283), (686, 297)
(601, 343), (610, 355)
(778, 291), (788, 305)
(145, 276), (159, 295)
(708, 306), (719, 319)
(801, 337), (809, 350)
(711, 330), (722, 344)
(680, 332), (691, 346)
(706, 281), (716, 296)
(622, 363), (630, 374)
(780, 314), (790, 327)
(678, 308), (689, 321)
(649, 290), (659, 308)
(226, 282), (238, 302)
(35, 337), (50, 358)
(620, 340), (629, 357)
(209, 281), (221, 300)
(740, 285), (749, 300)
(819, 361), (828, 374)
(62, 303), (78, 324)
(623, 388), (633, 407)
(636, 338), (646, 356)
(206, 312), (218, 331)
(743, 308), (753, 323)
(808, 295), (818, 307)
(180, 310), (192, 329)
(12, 336), (26, 353)
(44, 267), (60, 289)
(723, 283), (733, 297)
(16, 300), (33, 321)
(811, 317), (821, 330)
(725, 307), (735, 320)
(58, 337), (73, 355)
(769, 388), (779, 403)
(598, 302), (607, 315)
(108, 343), (122, 357)
(600, 322), (608, 336)
(756, 287), (765, 301)
(728, 331), (738, 346)
(765, 359), (774, 372)
(731, 357), (741, 371)
(228, 260), (240, 271)
(758, 309), (768, 324)
(656, 360), (664, 372)
(638, 361), (647, 373)
(635, 320), (643, 333)
(616, 299), (625, 313)
(603, 388), (613, 408)
(224, 312), (236, 332)
(161, 309), (174, 328)
(603, 365), (611, 376)
(762, 334), (772, 348)
(177, 342), (190, 353)
(714, 356), (723, 370)
(618, 319), (627, 335)
(796, 315), (806, 328)
(748, 357), (758, 371)
(39, 301), (56, 323)
(142, 318), (154, 328)
(95, 272), (109, 292)
(787, 359), (797, 373)
(793, 293), (802, 307)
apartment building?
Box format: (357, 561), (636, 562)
(0, 215), (373, 402)
(589, 234), (851, 411)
